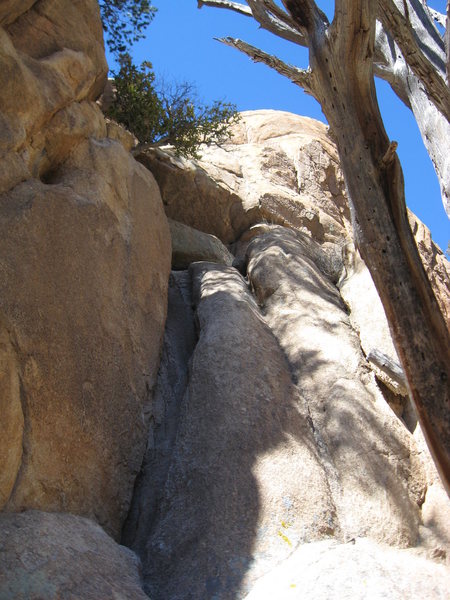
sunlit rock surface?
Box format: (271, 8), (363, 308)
(0, 1), (448, 594)
(0, 0), (171, 538)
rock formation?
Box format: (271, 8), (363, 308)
(0, 3), (449, 599)
(0, 511), (148, 600)
(119, 112), (448, 598)
(0, 0), (171, 540)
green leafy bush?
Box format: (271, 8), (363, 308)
(106, 55), (240, 158)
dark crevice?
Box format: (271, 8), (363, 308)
(121, 271), (198, 560)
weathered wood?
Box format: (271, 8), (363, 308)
(446, 0), (450, 84)
(378, 0), (450, 122)
(374, 0), (450, 217)
(367, 349), (407, 391)
(218, 37), (313, 93)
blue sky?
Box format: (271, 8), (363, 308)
(107, 0), (449, 252)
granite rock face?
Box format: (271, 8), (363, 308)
(0, 0), (171, 538)
(0, 0), (107, 195)
(245, 228), (425, 546)
(244, 538), (450, 600)
(138, 263), (336, 599)
(1, 1), (449, 593)
(138, 110), (352, 244)
(169, 218), (234, 269)
(0, 510), (148, 600)
(125, 114), (450, 598)
(129, 233), (442, 599)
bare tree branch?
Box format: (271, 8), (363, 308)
(199, 0), (307, 44)
(217, 36), (314, 93)
(197, 0), (252, 16)
(378, 0), (450, 122)
(261, 0), (300, 28)
(246, 0), (307, 44)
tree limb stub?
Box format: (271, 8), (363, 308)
(367, 349), (408, 391)
(378, 0), (450, 122)
(217, 36), (314, 93)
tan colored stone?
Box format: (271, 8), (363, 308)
(0, 510), (148, 599)
(246, 227), (425, 547)
(0, 139), (171, 538)
(5, 0), (106, 94)
(0, 329), (23, 509)
(169, 218), (234, 268)
(0, 0), (172, 539)
(244, 538), (450, 600)
(0, 0), (107, 194)
(138, 110), (352, 244)
(0, 1), (37, 26)
(142, 263), (336, 599)
(106, 118), (137, 152)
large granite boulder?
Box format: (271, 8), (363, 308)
(244, 538), (450, 600)
(0, 510), (147, 599)
(0, 0), (171, 538)
(137, 110), (352, 244)
(169, 218), (234, 269)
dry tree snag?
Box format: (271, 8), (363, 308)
(374, 0), (450, 217)
(199, 0), (450, 492)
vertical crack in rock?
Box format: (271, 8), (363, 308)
(122, 271), (197, 557)
(4, 378), (29, 507)
(135, 261), (336, 600)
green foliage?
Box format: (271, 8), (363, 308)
(99, 0), (156, 54)
(106, 55), (240, 158)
